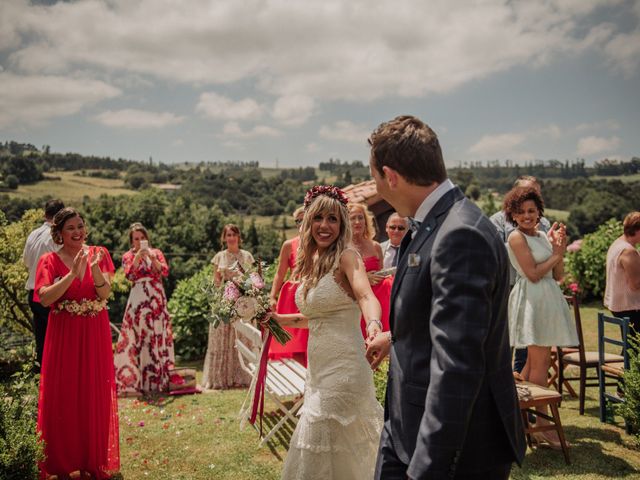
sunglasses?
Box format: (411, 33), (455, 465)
(388, 226), (406, 231)
(295, 219), (303, 225)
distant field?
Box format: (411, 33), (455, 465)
(545, 208), (570, 222)
(7, 171), (138, 204)
(591, 173), (640, 183)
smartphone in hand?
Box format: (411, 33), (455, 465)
(140, 239), (149, 250)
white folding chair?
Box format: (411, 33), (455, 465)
(233, 320), (306, 446)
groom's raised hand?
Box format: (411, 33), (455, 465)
(365, 332), (391, 370)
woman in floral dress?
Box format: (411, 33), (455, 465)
(114, 223), (175, 396)
(200, 224), (254, 389)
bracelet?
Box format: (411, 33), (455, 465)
(366, 319), (382, 330)
(94, 281), (106, 288)
(387, 332), (394, 344)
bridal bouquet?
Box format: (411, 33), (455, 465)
(206, 262), (291, 345)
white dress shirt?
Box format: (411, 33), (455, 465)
(381, 240), (401, 269)
(411, 179), (455, 237)
(23, 222), (61, 290)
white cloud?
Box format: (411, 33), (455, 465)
(604, 29), (640, 77)
(93, 109), (184, 129)
(575, 119), (620, 132)
(272, 94), (314, 126)
(0, 73), (120, 128)
(576, 135), (621, 156)
(306, 142), (320, 153)
(468, 133), (527, 158)
(196, 92), (263, 121)
(0, 0), (631, 102)
(221, 121), (281, 139)
(319, 121), (370, 144)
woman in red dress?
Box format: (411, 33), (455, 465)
(35, 208), (119, 479)
(348, 203), (392, 337)
(268, 207), (309, 365)
(114, 223), (175, 396)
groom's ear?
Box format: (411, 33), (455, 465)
(382, 166), (399, 189)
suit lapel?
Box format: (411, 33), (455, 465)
(390, 187), (465, 326)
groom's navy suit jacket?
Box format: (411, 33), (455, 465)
(385, 187), (526, 479)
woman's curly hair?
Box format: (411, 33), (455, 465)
(503, 186), (545, 227)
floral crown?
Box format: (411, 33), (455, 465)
(303, 185), (349, 210)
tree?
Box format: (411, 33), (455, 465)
(244, 218), (259, 249)
(465, 184), (481, 201)
(0, 209), (40, 334)
(5, 175), (19, 189)
(481, 192), (499, 217)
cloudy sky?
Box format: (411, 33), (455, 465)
(1, 0), (639, 168)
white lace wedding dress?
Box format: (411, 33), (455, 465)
(281, 269), (384, 480)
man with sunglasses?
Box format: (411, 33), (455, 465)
(380, 213), (409, 269)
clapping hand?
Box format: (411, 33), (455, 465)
(71, 248), (88, 278)
(89, 247), (104, 268)
(548, 222), (567, 255)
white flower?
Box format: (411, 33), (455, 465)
(235, 296), (258, 321)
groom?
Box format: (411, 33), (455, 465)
(365, 116), (525, 479)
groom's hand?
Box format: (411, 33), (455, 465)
(365, 332), (391, 370)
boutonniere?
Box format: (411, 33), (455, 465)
(408, 253), (421, 267)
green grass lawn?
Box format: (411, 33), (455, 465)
(117, 300), (640, 479)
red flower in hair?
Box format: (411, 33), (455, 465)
(304, 185), (349, 209)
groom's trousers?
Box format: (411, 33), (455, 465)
(374, 423), (512, 480)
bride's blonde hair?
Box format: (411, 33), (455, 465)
(295, 194), (352, 298)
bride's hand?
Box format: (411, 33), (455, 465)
(365, 320), (382, 345)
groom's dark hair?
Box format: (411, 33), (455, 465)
(368, 115), (446, 187)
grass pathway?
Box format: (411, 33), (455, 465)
(118, 300), (640, 479)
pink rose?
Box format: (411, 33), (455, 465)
(569, 283), (579, 293)
(223, 281), (240, 301)
(567, 239), (583, 253)
(249, 272), (265, 289)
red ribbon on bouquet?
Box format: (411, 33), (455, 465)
(249, 327), (273, 434)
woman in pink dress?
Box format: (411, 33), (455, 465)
(268, 207), (309, 366)
(114, 223), (175, 396)
(348, 203), (392, 337)
(35, 207), (119, 479)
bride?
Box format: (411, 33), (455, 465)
(272, 185), (384, 480)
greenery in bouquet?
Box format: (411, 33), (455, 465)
(205, 261), (291, 345)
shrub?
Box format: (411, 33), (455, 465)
(0, 365), (45, 479)
(168, 265), (212, 360)
(107, 267), (132, 333)
(5, 174), (19, 189)
(565, 218), (623, 299)
(618, 334), (640, 442)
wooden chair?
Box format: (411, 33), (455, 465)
(597, 313), (631, 432)
(557, 294), (624, 414)
(234, 320), (306, 446)
(517, 380), (571, 464)
(548, 347), (577, 397)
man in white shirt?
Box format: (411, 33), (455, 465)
(23, 199), (65, 372)
(380, 213), (409, 269)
